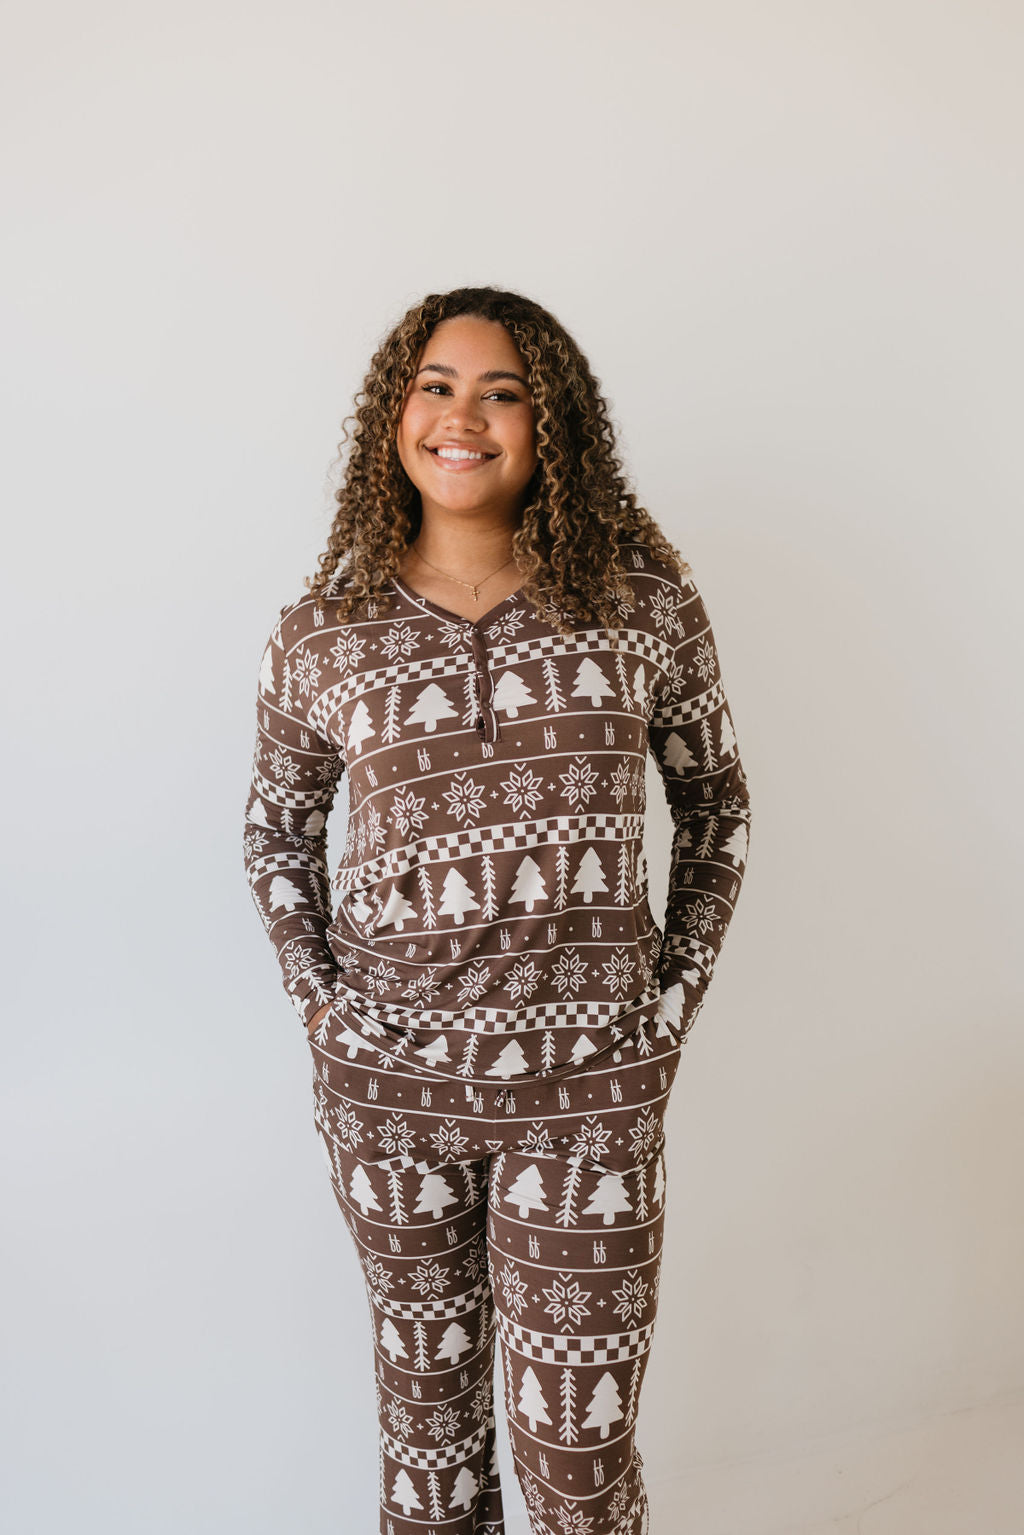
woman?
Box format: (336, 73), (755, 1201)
(242, 286), (752, 1535)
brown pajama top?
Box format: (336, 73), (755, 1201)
(242, 541), (751, 1077)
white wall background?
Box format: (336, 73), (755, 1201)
(3, 3), (1022, 1531)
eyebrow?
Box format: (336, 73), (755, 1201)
(415, 363), (531, 390)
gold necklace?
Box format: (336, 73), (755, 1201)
(411, 543), (519, 602)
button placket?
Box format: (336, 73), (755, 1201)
(468, 625), (499, 743)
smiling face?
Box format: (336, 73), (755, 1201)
(396, 315), (539, 526)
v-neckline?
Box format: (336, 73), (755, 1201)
(392, 573), (525, 629)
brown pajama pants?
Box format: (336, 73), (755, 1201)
(307, 997), (685, 1535)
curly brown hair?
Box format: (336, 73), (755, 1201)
(305, 286), (691, 637)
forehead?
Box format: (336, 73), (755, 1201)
(419, 315), (526, 370)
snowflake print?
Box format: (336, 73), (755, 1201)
(406, 971), (444, 1007)
(443, 774), (488, 825)
(333, 1099), (365, 1151)
(379, 622), (421, 662)
(609, 583), (638, 623)
(462, 1237), (487, 1283)
(648, 586), (685, 637)
(437, 618), (470, 650)
(559, 757), (599, 810)
(292, 646), (322, 698)
(328, 631), (366, 673)
(469, 1377), (493, 1424)
(501, 763), (545, 815)
(268, 746), (301, 786)
(378, 1114), (416, 1158)
(243, 828), (267, 858)
(684, 893), (718, 938)
(555, 1501), (594, 1533)
(428, 1118), (470, 1161)
(521, 1475), (547, 1518)
(498, 1262), (529, 1319)
(365, 960), (401, 997)
(362, 1255), (395, 1295)
(424, 1405), (461, 1442)
(569, 1115), (612, 1164)
(409, 1258), (450, 1297)
(611, 1270), (649, 1328)
(315, 756), (344, 789)
(521, 1122), (554, 1157)
(694, 633), (717, 684)
(607, 1481), (631, 1523)
(284, 945), (319, 982)
(485, 608), (527, 643)
(386, 1399), (413, 1439)
(542, 1274), (592, 1332)
(601, 950), (637, 996)
(456, 961), (492, 1005)
(627, 1108), (660, 1161)
(551, 948), (589, 999)
(608, 760), (635, 807)
(504, 958), (542, 1002)
(364, 803), (387, 853)
(388, 788), (429, 837)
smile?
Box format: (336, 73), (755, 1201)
(426, 446), (497, 470)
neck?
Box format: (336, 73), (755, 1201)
(410, 511), (522, 578)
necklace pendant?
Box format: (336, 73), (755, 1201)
(471, 585), (480, 600)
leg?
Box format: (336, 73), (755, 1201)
(486, 1019), (683, 1534)
(314, 1106), (504, 1532)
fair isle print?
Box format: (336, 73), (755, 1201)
(242, 541), (751, 1062)
(311, 1006), (682, 1534)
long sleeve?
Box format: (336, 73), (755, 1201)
(242, 601), (346, 1029)
(647, 570), (752, 1039)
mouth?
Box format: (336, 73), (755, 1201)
(425, 445), (498, 471)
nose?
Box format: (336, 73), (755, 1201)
(441, 391), (487, 433)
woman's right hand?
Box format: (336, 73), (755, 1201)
(305, 1002), (332, 1036)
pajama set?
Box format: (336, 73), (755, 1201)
(242, 539), (752, 1535)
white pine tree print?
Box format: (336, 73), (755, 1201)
(571, 848), (608, 904)
(509, 856), (547, 913)
(571, 657), (615, 706)
(661, 732), (698, 774)
(493, 670), (536, 719)
(378, 885), (418, 932)
(379, 1317), (408, 1361)
(268, 874), (302, 913)
(435, 1321), (472, 1364)
(347, 698), (376, 755)
(350, 1164), (382, 1215)
(581, 1371), (624, 1439)
(560, 1368), (578, 1444)
(504, 1163), (549, 1217)
(438, 868), (480, 925)
(258, 644), (276, 695)
(414, 1172), (458, 1220)
(542, 654), (565, 712)
(449, 1466), (479, 1512)
(581, 1172), (631, 1226)
(517, 1366), (553, 1431)
(485, 1040), (529, 1080)
(390, 1469), (423, 1515)
(405, 683), (459, 733)
(416, 1035), (452, 1068)
(381, 683), (401, 745)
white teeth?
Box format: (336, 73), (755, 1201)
(434, 447), (488, 461)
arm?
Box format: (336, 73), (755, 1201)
(647, 570), (752, 1040)
(242, 602), (346, 1030)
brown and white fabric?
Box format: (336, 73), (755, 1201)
(242, 538), (752, 1531)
